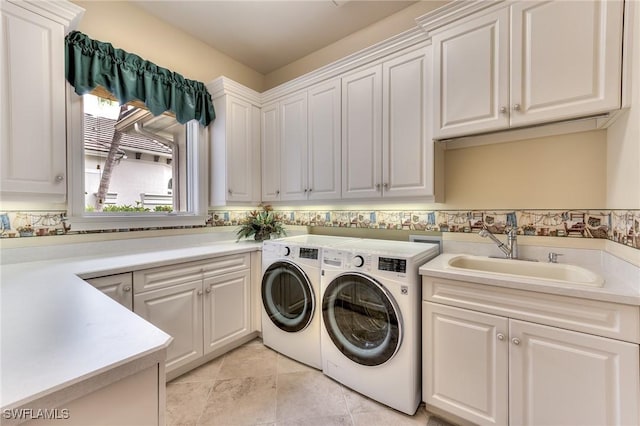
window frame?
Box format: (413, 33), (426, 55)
(66, 87), (208, 231)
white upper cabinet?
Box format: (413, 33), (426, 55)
(279, 92), (308, 201)
(432, 0), (624, 139)
(341, 64), (383, 199)
(0, 1), (82, 202)
(383, 47), (434, 198)
(208, 78), (261, 206)
(343, 45), (435, 200)
(432, 8), (510, 138)
(261, 102), (280, 201)
(262, 79), (342, 202)
(307, 79), (342, 200)
(509, 0), (624, 127)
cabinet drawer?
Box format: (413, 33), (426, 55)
(422, 276), (640, 344)
(201, 253), (250, 279)
(134, 253), (251, 294)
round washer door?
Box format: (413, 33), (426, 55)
(262, 261), (314, 332)
(322, 272), (402, 366)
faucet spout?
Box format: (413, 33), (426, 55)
(479, 226), (518, 259)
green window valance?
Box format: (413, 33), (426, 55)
(65, 31), (215, 127)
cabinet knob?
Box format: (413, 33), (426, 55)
(55, 175), (64, 182)
(513, 104), (521, 111)
(228, 189), (232, 195)
(276, 190), (280, 195)
(497, 333), (505, 341)
(206, 287), (211, 293)
(197, 290), (203, 296)
(512, 337), (521, 345)
(376, 183), (381, 190)
(304, 188), (308, 193)
(500, 106), (507, 114)
(383, 183), (389, 190)
(308, 188), (312, 192)
(123, 286), (131, 292)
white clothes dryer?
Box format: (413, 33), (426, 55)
(320, 239), (440, 415)
(261, 235), (357, 369)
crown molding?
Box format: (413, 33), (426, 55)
(7, 0), (85, 31)
(206, 76), (262, 105)
(415, 0), (504, 37)
(260, 26), (430, 103)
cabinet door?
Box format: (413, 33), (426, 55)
(307, 79), (341, 200)
(261, 102), (280, 201)
(432, 8), (509, 139)
(509, 319), (639, 426)
(382, 47), (433, 198)
(203, 270), (250, 354)
(0, 2), (67, 200)
(279, 92), (308, 200)
(85, 273), (133, 311)
(135, 281), (204, 373)
(226, 95), (255, 202)
(341, 64), (383, 199)
(423, 302), (509, 426)
(510, 0), (623, 127)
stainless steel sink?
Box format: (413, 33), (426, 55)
(446, 255), (605, 287)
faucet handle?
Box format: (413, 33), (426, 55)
(548, 252), (563, 263)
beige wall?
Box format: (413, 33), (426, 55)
(263, 0), (447, 90)
(606, 2), (640, 209)
(72, 1), (264, 92)
(442, 131), (608, 210)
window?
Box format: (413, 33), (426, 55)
(67, 89), (208, 231)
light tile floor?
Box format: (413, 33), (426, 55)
(166, 339), (455, 426)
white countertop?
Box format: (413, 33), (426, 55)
(0, 238), (262, 410)
(420, 252), (640, 306)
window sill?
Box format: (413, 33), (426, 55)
(67, 214), (208, 232)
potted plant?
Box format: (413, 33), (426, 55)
(236, 205), (286, 242)
(17, 224), (34, 237)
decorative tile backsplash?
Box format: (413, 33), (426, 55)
(210, 208), (640, 249)
(2, 208), (639, 250)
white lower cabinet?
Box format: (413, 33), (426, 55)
(85, 272), (133, 310)
(509, 319), (639, 426)
(424, 303), (508, 426)
(135, 280), (204, 372)
(423, 282), (640, 426)
(133, 254), (253, 375)
(203, 270), (250, 353)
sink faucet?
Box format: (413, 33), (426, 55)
(479, 226), (518, 259)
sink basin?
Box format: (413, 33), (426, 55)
(446, 255), (605, 287)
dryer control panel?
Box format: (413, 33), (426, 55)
(378, 257), (407, 274)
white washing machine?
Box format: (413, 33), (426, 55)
(261, 235), (358, 369)
(320, 239), (440, 415)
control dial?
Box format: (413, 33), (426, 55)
(352, 255), (365, 268)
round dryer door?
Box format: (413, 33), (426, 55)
(322, 273), (402, 366)
(262, 261), (315, 332)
